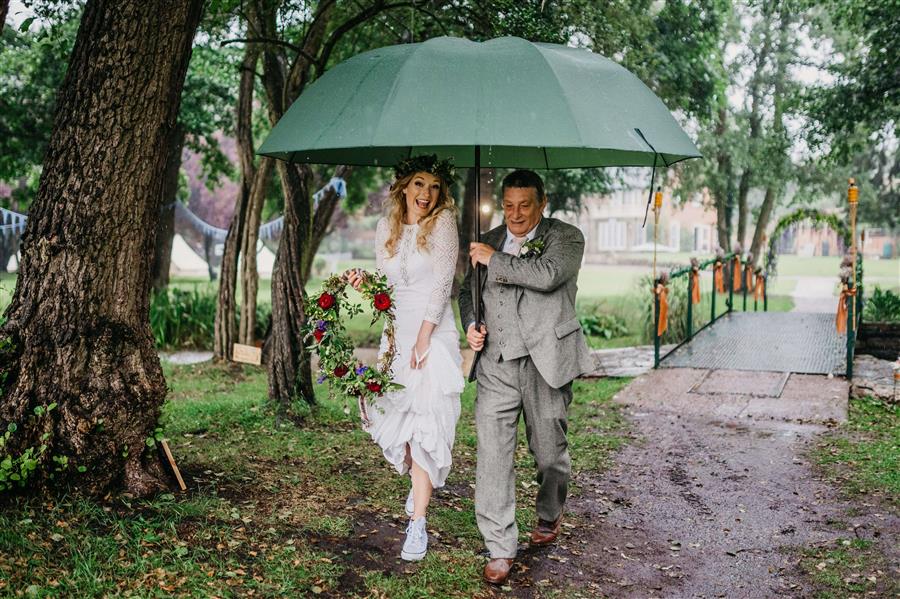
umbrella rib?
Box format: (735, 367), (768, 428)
(543, 147), (550, 170)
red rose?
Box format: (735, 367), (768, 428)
(373, 292), (392, 312)
(366, 381), (382, 393)
(317, 292), (335, 310)
(334, 365), (349, 378)
(313, 329), (324, 342)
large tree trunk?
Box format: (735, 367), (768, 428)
(0, 0), (203, 497)
(238, 158), (273, 344)
(214, 42), (259, 360)
(150, 124), (185, 292)
(267, 163), (315, 413)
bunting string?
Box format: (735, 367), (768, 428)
(0, 177), (346, 243)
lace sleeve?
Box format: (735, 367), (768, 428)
(375, 217), (387, 271)
(423, 211), (459, 324)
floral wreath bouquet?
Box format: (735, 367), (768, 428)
(304, 270), (401, 424)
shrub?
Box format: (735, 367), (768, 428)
(578, 307), (629, 339)
(638, 274), (706, 344)
(150, 286), (216, 349)
(864, 286), (900, 323)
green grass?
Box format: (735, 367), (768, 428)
(813, 396), (899, 503)
(798, 537), (897, 598)
(796, 395), (899, 598)
(0, 363), (631, 597)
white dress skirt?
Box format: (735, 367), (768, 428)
(363, 211), (464, 488)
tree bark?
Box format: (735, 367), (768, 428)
(455, 167), (495, 282)
(0, 0), (9, 29)
(238, 157), (273, 345)
(214, 42), (259, 360)
(0, 0), (203, 497)
(713, 106), (731, 251)
(749, 9), (791, 265)
(737, 6), (774, 251)
(266, 162), (315, 412)
(150, 124), (185, 292)
(302, 165), (352, 281)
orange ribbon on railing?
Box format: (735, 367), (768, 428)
(655, 283), (669, 336)
(733, 256), (742, 291)
(713, 261), (725, 293)
(835, 285), (857, 333)
(754, 274), (765, 301)
(745, 267), (753, 291)
(691, 269), (701, 304)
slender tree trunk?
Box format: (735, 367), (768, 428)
(214, 43), (259, 360)
(151, 124), (185, 292)
(738, 7), (774, 252)
(713, 106), (731, 251)
(302, 165), (352, 281)
(238, 158), (273, 344)
(749, 10), (791, 265)
(0, 0), (9, 28)
(736, 168), (750, 249)
(456, 168), (477, 283)
(0, 0), (203, 497)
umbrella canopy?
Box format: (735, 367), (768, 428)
(258, 36), (699, 168)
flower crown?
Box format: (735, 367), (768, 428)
(394, 154), (455, 183)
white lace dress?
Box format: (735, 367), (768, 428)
(364, 211), (464, 488)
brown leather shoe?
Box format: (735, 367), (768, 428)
(529, 513), (563, 546)
(483, 558), (514, 585)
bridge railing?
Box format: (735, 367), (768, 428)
(653, 252), (770, 367)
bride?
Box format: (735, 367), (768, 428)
(346, 155), (463, 561)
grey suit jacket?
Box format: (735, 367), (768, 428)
(458, 217), (595, 389)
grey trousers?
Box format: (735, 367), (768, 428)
(474, 354), (573, 558)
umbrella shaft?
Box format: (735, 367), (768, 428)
(474, 145), (483, 325)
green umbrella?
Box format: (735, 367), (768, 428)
(258, 36), (699, 168)
(258, 36), (700, 325)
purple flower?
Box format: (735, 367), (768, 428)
(316, 373), (326, 384)
(316, 320), (327, 332)
(355, 365), (368, 376)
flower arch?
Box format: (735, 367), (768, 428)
(764, 208), (851, 276)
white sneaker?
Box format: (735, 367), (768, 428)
(405, 488), (415, 517)
(401, 517), (428, 561)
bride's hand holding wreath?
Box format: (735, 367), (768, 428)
(344, 268), (366, 291)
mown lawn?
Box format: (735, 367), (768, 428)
(0, 363), (631, 597)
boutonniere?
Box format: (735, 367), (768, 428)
(519, 237), (545, 258)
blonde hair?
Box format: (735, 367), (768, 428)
(383, 171), (456, 257)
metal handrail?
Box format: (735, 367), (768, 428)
(653, 251), (766, 367)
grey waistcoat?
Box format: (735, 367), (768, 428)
(481, 270), (529, 362)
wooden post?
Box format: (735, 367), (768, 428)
(159, 440), (187, 491)
(686, 270), (694, 340)
(653, 291), (661, 368)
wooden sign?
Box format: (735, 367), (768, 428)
(159, 439), (186, 492)
(232, 343), (262, 365)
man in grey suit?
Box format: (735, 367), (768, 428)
(459, 170), (595, 585)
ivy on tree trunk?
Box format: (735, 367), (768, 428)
(0, 0), (203, 497)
